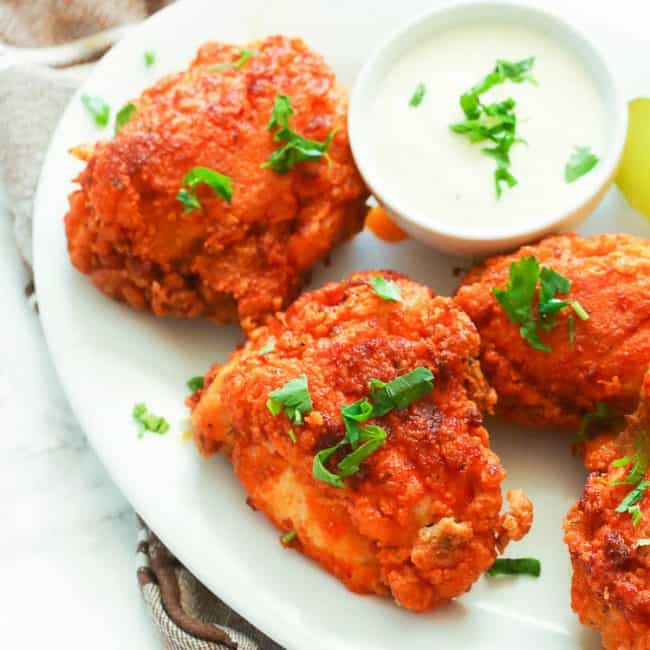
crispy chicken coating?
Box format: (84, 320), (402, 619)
(65, 36), (367, 330)
(455, 234), (650, 429)
(565, 369), (650, 650)
(189, 271), (532, 611)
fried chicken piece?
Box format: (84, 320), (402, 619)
(190, 271), (532, 611)
(455, 234), (650, 429)
(564, 369), (650, 650)
(65, 36), (367, 331)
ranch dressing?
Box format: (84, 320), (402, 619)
(365, 23), (607, 233)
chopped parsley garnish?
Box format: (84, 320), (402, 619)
(610, 431), (648, 486)
(256, 340), (275, 356)
(267, 374), (313, 426)
(186, 376), (204, 392)
(486, 557), (541, 577)
(616, 480), (649, 524)
(367, 276), (402, 302)
(630, 505), (644, 527)
(336, 425), (387, 477)
(493, 256), (588, 352)
(281, 530), (297, 544)
(176, 167), (233, 212)
(177, 188), (201, 212)
(211, 48), (257, 71)
(313, 444), (346, 488)
(267, 94), (293, 130)
(450, 58), (535, 198)
(313, 367), (434, 488)
(133, 402), (170, 437)
(81, 94), (110, 127)
(611, 429), (649, 525)
(262, 94), (335, 174)
(409, 82), (426, 107)
(565, 146), (599, 183)
(610, 431), (648, 527)
(461, 58), (536, 118)
(115, 102), (136, 134)
(572, 300), (589, 321)
(144, 50), (156, 66)
(340, 397), (374, 448)
(576, 402), (610, 443)
(369, 367), (434, 413)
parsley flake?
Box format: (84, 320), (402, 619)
(144, 50), (156, 66)
(576, 402), (610, 443)
(451, 58), (535, 198)
(409, 82), (426, 107)
(81, 94), (110, 127)
(630, 505), (644, 527)
(313, 367), (434, 488)
(486, 557), (541, 577)
(281, 530), (297, 545)
(568, 315), (575, 346)
(177, 167), (233, 212)
(493, 256), (588, 352)
(616, 480), (650, 515)
(565, 146), (599, 183)
(313, 443), (346, 488)
(211, 49), (257, 72)
(115, 102), (136, 134)
(267, 375), (313, 426)
(133, 402), (170, 437)
(186, 376), (204, 392)
(177, 188), (201, 213)
(262, 95), (335, 173)
(369, 367), (434, 413)
(368, 276), (402, 302)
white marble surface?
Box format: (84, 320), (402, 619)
(0, 192), (160, 647)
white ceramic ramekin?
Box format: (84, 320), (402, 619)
(348, 0), (628, 256)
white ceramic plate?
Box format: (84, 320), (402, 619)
(33, 1), (650, 648)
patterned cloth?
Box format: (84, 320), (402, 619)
(0, 3), (281, 648)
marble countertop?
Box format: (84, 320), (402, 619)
(0, 193), (160, 647)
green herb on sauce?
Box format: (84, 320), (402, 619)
(565, 146), (599, 183)
(450, 58), (536, 198)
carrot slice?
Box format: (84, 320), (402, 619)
(365, 206), (407, 243)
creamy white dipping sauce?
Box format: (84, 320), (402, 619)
(365, 23), (608, 233)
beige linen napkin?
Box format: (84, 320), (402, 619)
(0, 3), (281, 649)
